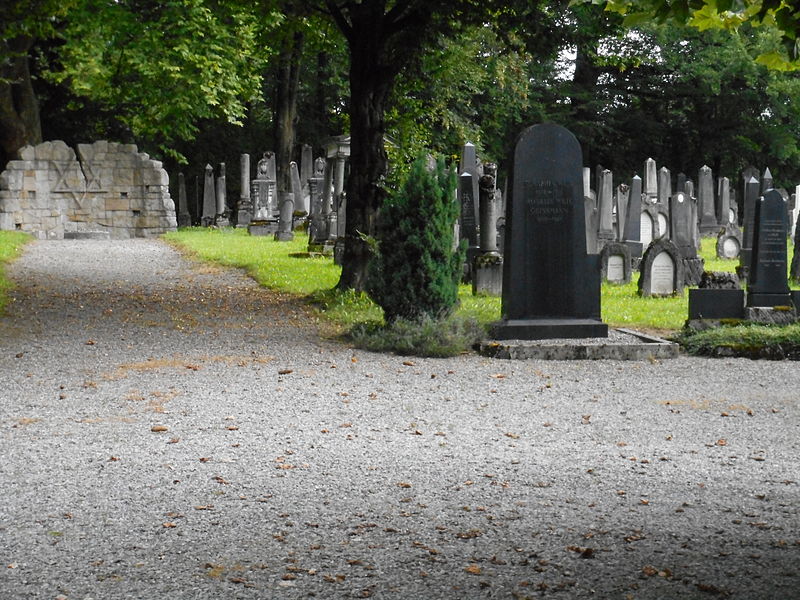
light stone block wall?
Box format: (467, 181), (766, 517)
(0, 140), (177, 239)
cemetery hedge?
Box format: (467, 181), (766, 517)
(0, 231), (31, 313)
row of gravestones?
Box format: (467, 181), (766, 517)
(459, 141), (800, 300)
(489, 123), (800, 340)
(174, 146), (348, 253)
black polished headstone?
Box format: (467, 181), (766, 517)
(459, 171), (478, 247)
(748, 189), (791, 307)
(740, 175), (760, 272)
(493, 123), (606, 339)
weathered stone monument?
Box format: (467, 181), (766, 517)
(215, 162), (229, 227)
(236, 153), (252, 227)
(473, 166), (503, 296)
(600, 242), (632, 284)
(177, 172), (191, 227)
(491, 123), (607, 340)
(638, 238), (684, 297)
(698, 165), (718, 235)
(0, 140), (176, 239)
(248, 151), (278, 235)
(201, 164), (216, 227)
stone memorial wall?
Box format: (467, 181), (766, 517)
(0, 140), (176, 239)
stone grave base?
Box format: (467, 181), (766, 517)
(490, 318), (608, 341)
(479, 328), (678, 361)
(744, 306), (797, 325)
(472, 253), (503, 296)
(248, 220), (279, 236)
(307, 241), (334, 256)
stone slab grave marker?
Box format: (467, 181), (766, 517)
(638, 238), (684, 297)
(747, 189), (791, 307)
(739, 174), (760, 276)
(177, 172), (191, 227)
(698, 165), (718, 235)
(236, 153), (252, 227)
(716, 222), (742, 259)
(491, 123), (607, 340)
(600, 242), (632, 284)
(622, 175), (643, 259)
(201, 164), (216, 226)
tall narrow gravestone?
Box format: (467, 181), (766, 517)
(492, 124), (607, 340)
(747, 189), (791, 307)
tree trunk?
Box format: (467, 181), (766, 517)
(273, 31), (304, 195)
(336, 31), (395, 291)
(0, 36), (42, 167)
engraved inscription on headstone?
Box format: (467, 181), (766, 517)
(606, 254), (625, 282)
(651, 252), (675, 295)
(640, 212), (653, 246)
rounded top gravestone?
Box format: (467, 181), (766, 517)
(493, 123), (607, 340)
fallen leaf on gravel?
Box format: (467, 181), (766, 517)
(151, 425), (168, 432)
(168, 437), (180, 444)
(402, 361), (415, 366)
(227, 426), (239, 431)
(490, 373), (506, 379)
(465, 565), (482, 575)
(567, 546), (594, 558)
(194, 505), (214, 511)
(397, 482), (412, 488)
(716, 439), (727, 446)
(282, 573), (297, 581)
(278, 369), (293, 375)
(213, 476), (229, 485)
(642, 565), (658, 577)
(505, 432), (520, 439)
(85, 340), (96, 345)
(8, 563), (18, 569)
(582, 415), (591, 424)
(162, 522), (176, 528)
(696, 582), (725, 594)
(108, 456), (119, 462)
(199, 457), (211, 463)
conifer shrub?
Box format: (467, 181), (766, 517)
(366, 155), (465, 324)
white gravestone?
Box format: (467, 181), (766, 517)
(640, 212), (653, 246)
(722, 237), (740, 258)
(651, 251), (675, 295)
(606, 254), (625, 282)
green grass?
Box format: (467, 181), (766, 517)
(0, 231), (32, 312)
(164, 228), (799, 341)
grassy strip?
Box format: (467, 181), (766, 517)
(165, 228), (800, 355)
(164, 229), (740, 332)
(678, 322), (800, 359)
(0, 231), (32, 313)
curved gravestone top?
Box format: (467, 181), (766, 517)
(638, 237), (685, 297)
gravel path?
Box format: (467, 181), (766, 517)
(1, 239), (798, 600)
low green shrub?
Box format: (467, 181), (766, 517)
(350, 313), (485, 357)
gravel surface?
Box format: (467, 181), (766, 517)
(1, 239), (798, 600)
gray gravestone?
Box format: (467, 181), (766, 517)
(717, 176), (731, 225)
(716, 222), (742, 259)
(584, 196), (599, 255)
(698, 165), (717, 235)
(644, 158), (658, 203)
(615, 183), (629, 242)
(747, 189), (791, 307)
(638, 238), (684, 297)
(290, 161), (306, 215)
(492, 123), (606, 340)
(670, 191), (694, 258)
(657, 166), (671, 207)
(177, 172), (191, 227)
(237, 153), (252, 227)
(215, 162), (229, 227)
(600, 242), (632, 284)
(597, 169), (615, 246)
(201, 164), (216, 227)
(761, 167), (773, 193)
